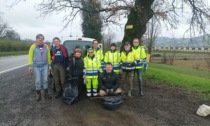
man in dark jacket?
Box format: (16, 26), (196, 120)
(51, 37), (69, 98)
(99, 62), (122, 96)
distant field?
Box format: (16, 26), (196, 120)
(143, 63), (210, 99)
(0, 51), (28, 57)
(152, 51), (209, 57)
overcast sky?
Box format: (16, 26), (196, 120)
(0, 0), (208, 42)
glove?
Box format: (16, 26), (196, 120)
(106, 89), (114, 93)
(143, 59), (147, 71)
(136, 59), (140, 64)
(109, 88), (114, 93)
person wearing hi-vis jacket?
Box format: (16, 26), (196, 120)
(83, 48), (101, 97)
(104, 43), (121, 74)
(120, 42), (137, 97)
(132, 38), (147, 96)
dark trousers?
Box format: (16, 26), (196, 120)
(72, 75), (84, 97)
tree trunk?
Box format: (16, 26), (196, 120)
(122, 0), (154, 45)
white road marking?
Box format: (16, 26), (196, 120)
(0, 64), (28, 75)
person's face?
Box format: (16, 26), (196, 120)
(124, 44), (131, 51)
(110, 46), (116, 51)
(88, 50), (94, 57)
(133, 39), (139, 47)
(93, 41), (98, 49)
(36, 36), (44, 45)
(75, 52), (81, 57)
(53, 39), (60, 47)
(105, 65), (113, 73)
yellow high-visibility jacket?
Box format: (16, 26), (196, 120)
(120, 50), (136, 71)
(104, 50), (121, 74)
(93, 48), (103, 61)
(132, 46), (146, 69)
(83, 55), (101, 78)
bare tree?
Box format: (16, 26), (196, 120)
(0, 19), (11, 38)
(145, 17), (160, 55)
(11, 0), (210, 43)
(102, 30), (116, 52)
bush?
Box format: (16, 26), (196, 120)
(0, 39), (31, 52)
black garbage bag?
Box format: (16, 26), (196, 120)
(63, 77), (79, 105)
(103, 96), (123, 111)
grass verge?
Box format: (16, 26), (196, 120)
(0, 51), (28, 57)
(143, 63), (210, 99)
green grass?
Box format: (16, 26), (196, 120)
(143, 63), (210, 98)
(0, 51), (28, 57)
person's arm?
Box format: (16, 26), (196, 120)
(118, 51), (121, 63)
(28, 44), (34, 73)
(83, 57), (87, 77)
(28, 44), (34, 65)
(97, 57), (101, 71)
(65, 47), (69, 68)
(99, 74), (106, 90)
(100, 49), (104, 61)
(46, 46), (51, 65)
(104, 52), (108, 63)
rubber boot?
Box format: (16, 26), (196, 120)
(55, 91), (62, 98)
(86, 89), (91, 97)
(36, 90), (41, 101)
(44, 89), (52, 99)
(139, 83), (144, 96)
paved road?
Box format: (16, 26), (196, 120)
(0, 55), (28, 75)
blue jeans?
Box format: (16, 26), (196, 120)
(135, 69), (143, 95)
(135, 69), (142, 85)
(33, 65), (48, 90)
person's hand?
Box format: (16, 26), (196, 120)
(110, 89), (114, 93)
(52, 56), (55, 61)
(143, 59), (147, 71)
(66, 67), (69, 71)
(49, 66), (52, 72)
(28, 66), (33, 73)
(83, 76), (86, 79)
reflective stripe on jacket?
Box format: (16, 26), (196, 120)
(83, 55), (101, 78)
(120, 50), (136, 71)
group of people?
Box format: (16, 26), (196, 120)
(28, 34), (147, 101)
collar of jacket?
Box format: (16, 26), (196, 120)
(110, 49), (116, 53)
(133, 46), (140, 49)
(88, 54), (95, 59)
(93, 47), (100, 51)
(104, 70), (114, 75)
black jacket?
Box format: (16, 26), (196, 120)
(99, 71), (120, 90)
(69, 56), (84, 76)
